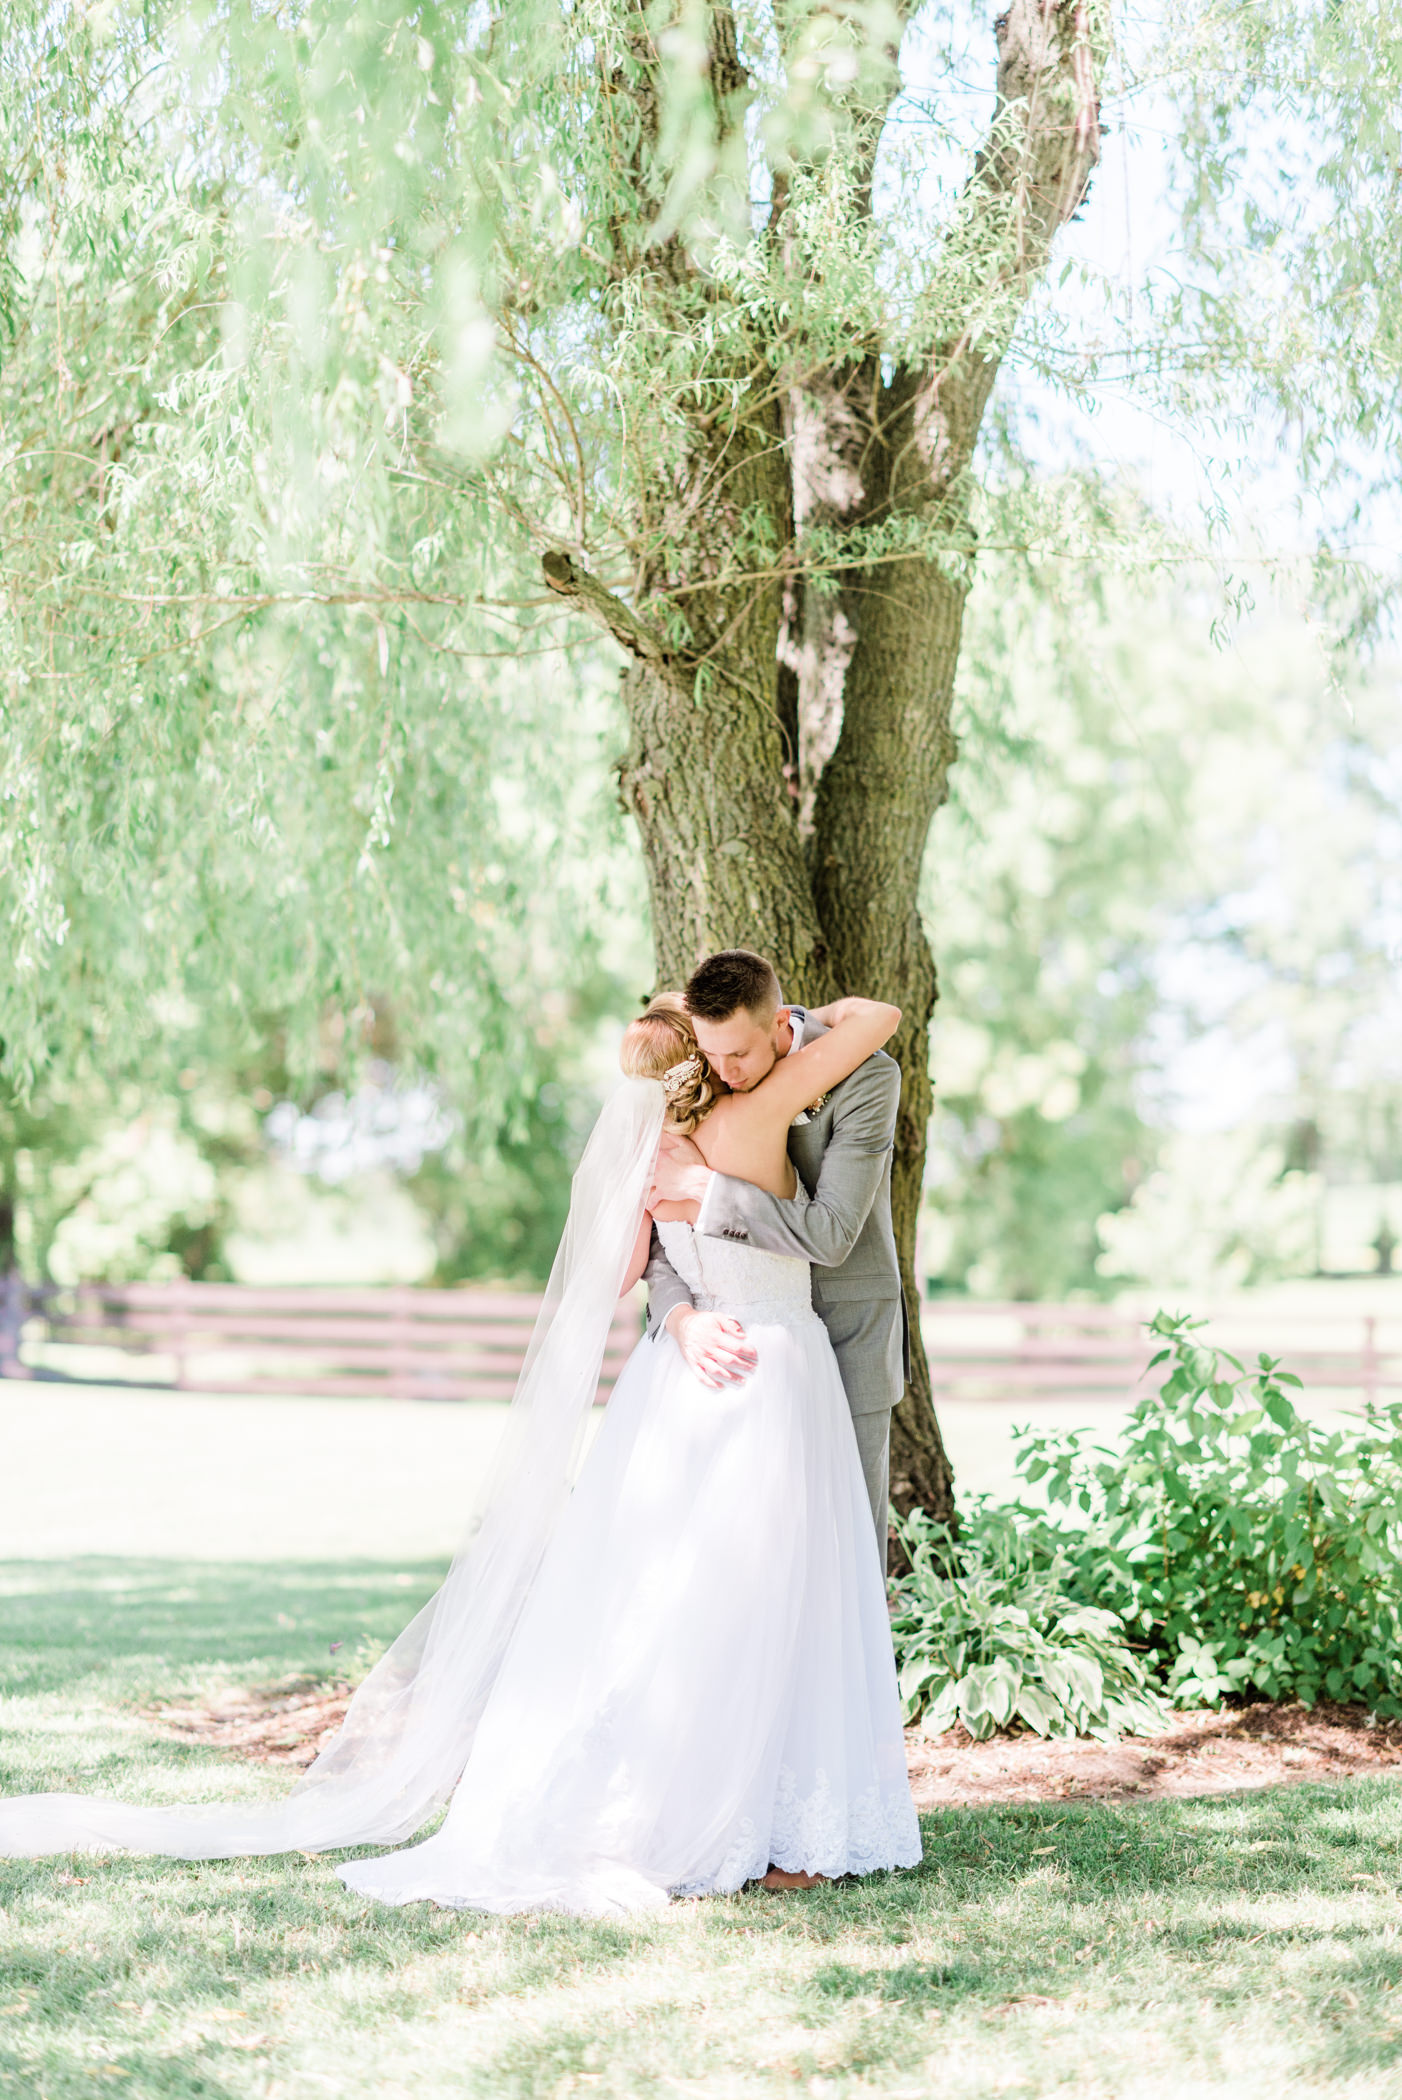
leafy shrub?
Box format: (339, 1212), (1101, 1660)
(889, 1504), (1168, 1742)
(1017, 1312), (1402, 1714)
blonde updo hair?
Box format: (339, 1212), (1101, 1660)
(620, 992), (721, 1136)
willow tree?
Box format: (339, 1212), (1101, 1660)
(524, 0), (1103, 1519)
(4, 0), (1397, 1521)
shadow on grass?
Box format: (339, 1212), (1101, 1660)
(5, 1793), (1402, 2096)
(1, 1847), (650, 2100)
(747, 1784), (1402, 2086)
(0, 1556), (648, 2092)
(6, 1559), (1402, 2094)
(0, 1557), (446, 1693)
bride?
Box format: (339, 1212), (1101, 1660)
(0, 996), (921, 1915)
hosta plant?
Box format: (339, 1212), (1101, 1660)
(889, 1505), (1168, 1743)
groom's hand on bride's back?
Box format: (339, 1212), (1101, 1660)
(665, 1306), (757, 1388)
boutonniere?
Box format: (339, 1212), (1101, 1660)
(806, 1091), (829, 1115)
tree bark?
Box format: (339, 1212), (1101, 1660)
(544, 0), (1103, 1529)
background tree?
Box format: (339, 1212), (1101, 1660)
(924, 552), (1402, 1300)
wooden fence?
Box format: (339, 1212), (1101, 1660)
(0, 1274), (642, 1404)
(2, 1274), (1399, 1409)
(919, 1298), (1402, 1408)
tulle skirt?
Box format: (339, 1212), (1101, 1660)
(338, 1315), (921, 1915)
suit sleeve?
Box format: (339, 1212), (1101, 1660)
(699, 1056), (899, 1268)
(642, 1223), (695, 1339)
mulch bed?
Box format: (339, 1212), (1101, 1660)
(908, 1701), (1402, 1807)
(144, 1678), (355, 1767)
(145, 1679), (1402, 1805)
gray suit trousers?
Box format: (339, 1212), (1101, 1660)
(822, 1292), (896, 1567)
(850, 1409), (891, 1573)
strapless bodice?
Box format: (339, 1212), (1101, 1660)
(655, 1223), (817, 1328)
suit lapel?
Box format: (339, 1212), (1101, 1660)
(787, 1118), (825, 1195)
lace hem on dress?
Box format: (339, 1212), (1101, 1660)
(672, 1765), (922, 1897)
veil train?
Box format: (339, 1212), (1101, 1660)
(0, 1077), (666, 1861)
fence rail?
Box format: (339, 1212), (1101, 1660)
(919, 1298), (1402, 1407)
(0, 1274), (642, 1404)
(2, 1275), (1400, 1408)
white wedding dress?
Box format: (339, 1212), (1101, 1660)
(338, 1224), (921, 1914)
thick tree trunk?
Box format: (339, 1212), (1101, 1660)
(810, 547), (967, 1523)
(618, 654), (821, 995)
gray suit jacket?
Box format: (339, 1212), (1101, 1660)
(643, 1008), (909, 1419)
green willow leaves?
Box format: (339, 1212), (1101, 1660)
(2, 0), (1398, 1112)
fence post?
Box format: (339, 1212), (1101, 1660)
(169, 1275), (191, 1390)
(390, 1286), (413, 1401)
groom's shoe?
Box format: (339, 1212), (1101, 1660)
(760, 1867), (829, 1891)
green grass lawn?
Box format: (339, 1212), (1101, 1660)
(3, 1559), (1402, 2099)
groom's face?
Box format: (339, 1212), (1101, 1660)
(690, 1005), (790, 1093)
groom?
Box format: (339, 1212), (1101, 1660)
(645, 948), (910, 1557)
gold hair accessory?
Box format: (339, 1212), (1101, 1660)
(662, 1055), (702, 1098)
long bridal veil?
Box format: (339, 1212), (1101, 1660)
(0, 1076), (666, 1860)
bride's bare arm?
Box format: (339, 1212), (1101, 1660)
(647, 1131), (703, 1222)
(806, 997), (897, 1031)
(742, 997), (900, 1130)
(620, 1211), (654, 1294)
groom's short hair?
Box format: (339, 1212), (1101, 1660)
(685, 949), (783, 1023)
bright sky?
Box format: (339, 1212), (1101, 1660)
(894, 2), (1395, 557)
